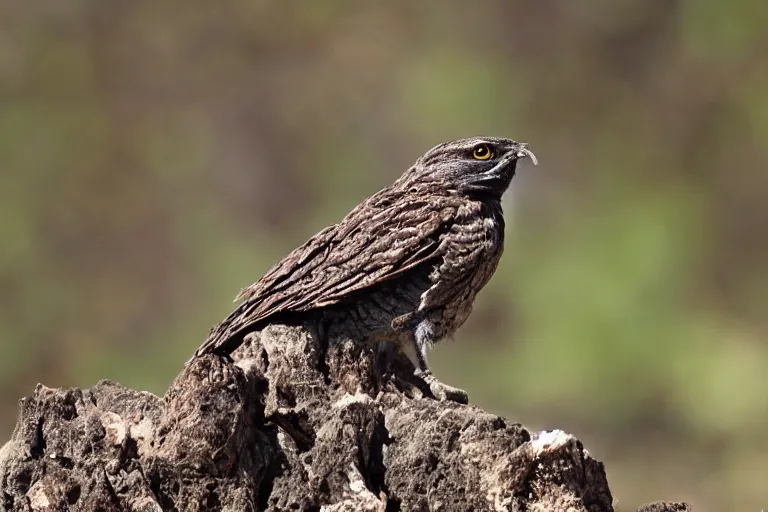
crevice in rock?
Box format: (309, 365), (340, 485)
(255, 458), (281, 510)
(269, 411), (314, 453)
(118, 437), (138, 467)
(260, 347), (270, 373)
(315, 316), (332, 384)
(204, 483), (220, 509)
(385, 496), (402, 512)
(148, 469), (178, 512)
(101, 466), (122, 505)
(513, 456), (537, 512)
(14, 469), (32, 494)
(30, 417), (45, 459)
(66, 484), (81, 505)
(61, 392), (78, 421)
(3, 491), (14, 510)
(55, 455), (74, 469)
(363, 414), (390, 499)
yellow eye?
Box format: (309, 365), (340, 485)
(472, 144), (494, 160)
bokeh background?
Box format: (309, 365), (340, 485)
(2, 1), (767, 509)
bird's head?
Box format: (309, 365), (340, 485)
(407, 137), (537, 199)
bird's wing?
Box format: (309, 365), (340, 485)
(195, 193), (460, 356)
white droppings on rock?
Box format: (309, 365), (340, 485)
(332, 392), (374, 409)
(102, 412), (126, 446)
(27, 481), (51, 510)
(531, 429), (572, 455)
(129, 417), (154, 441)
(347, 465), (368, 494)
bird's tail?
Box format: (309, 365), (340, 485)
(188, 306), (253, 363)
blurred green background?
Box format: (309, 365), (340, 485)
(1, 1), (767, 509)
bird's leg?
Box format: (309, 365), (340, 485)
(412, 320), (469, 404)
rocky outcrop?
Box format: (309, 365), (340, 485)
(0, 323), (690, 511)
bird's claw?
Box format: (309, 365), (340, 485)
(415, 369), (469, 404)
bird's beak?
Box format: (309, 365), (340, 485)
(514, 144), (538, 166)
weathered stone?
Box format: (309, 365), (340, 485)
(0, 324), (689, 511)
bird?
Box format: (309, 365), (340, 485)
(195, 137), (537, 402)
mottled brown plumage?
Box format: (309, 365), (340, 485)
(195, 137), (536, 401)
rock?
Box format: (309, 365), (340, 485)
(0, 323), (690, 511)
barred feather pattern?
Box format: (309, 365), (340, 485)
(195, 136), (534, 358)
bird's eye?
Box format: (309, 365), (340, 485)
(472, 144), (494, 160)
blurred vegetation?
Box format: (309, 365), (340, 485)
(1, 1), (767, 510)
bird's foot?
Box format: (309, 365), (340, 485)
(414, 369), (469, 404)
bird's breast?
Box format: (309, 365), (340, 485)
(419, 200), (505, 334)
